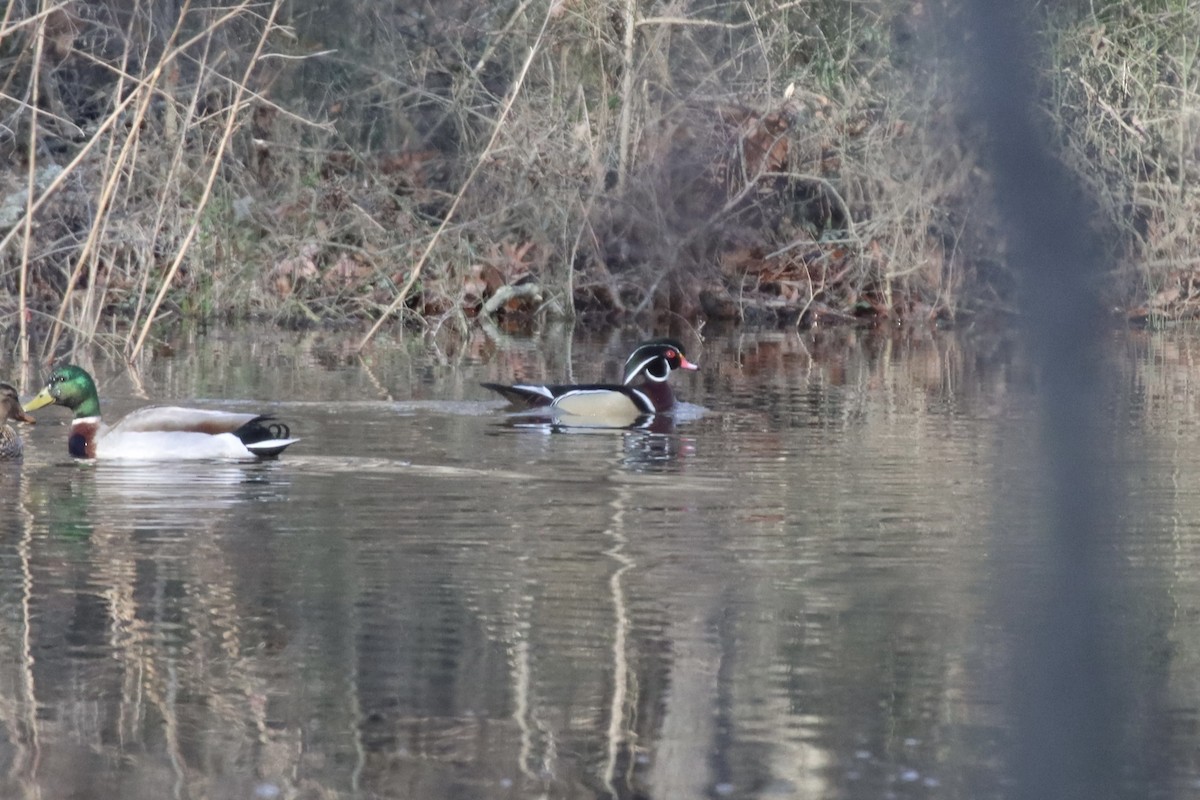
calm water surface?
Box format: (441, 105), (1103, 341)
(1, 325), (1198, 799)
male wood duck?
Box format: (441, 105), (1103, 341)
(482, 338), (698, 426)
(0, 383), (36, 460)
(24, 364), (299, 460)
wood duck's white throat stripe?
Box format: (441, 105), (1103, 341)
(644, 358), (669, 382)
(623, 356), (665, 385)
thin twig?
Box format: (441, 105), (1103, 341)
(0, 90), (85, 138)
(355, 3), (555, 352)
(481, 283), (543, 317)
(18, 1), (48, 373)
(0, 1), (69, 39)
(259, 49), (336, 61)
(616, 0), (638, 189)
(635, 16), (751, 29)
(66, 42), (336, 134)
(761, 170), (858, 242)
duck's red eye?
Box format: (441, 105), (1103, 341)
(666, 350), (676, 359)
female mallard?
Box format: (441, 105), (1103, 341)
(481, 338), (699, 426)
(0, 383), (36, 460)
(24, 365), (299, 460)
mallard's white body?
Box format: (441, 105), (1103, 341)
(73, 407), (297, 460)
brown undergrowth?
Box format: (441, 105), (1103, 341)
(1042, 3), (1200, 325)
(7, 0), (1177, 354)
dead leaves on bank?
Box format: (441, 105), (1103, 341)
(261, 147), (545, 322)
(266, 236), (544, 321)
(1125, 270), (1200, 324)
(261, 95), (955, 329)
(578, 92), (959, 327)
(700, 98), (956, 326)
(462, 241), (543, 312)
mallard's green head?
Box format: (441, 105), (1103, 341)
(24, 365), (101, 418)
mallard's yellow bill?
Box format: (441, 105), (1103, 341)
(23, 387), (55, 412)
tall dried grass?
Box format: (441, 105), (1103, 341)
(0, 0), (320, 361)
(5, 0), (1185, 357)
(1043, 2), (1200, 323)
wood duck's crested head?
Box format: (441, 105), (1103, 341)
(0, 383), (35, 425)
(622, 338), (699, 385)
(24, 364), (102, 418)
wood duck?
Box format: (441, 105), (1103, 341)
(0, 383), (36, 460)
(482, 338), (699, 426)
(24, 364), (299, 460)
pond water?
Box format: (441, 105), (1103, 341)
(1, 323), (1199, 799)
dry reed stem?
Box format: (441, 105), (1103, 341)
(636, 16), (751, 29)
(127, 0), (284, 361)
(355, 2), (556, 352)
(616, 0), (637, 189)
(0, 92), (82, 138)
(17, 0), (50, 374)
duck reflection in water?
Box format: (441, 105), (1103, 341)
(494, 413), (693, 472)
(502, 407), (679, 435)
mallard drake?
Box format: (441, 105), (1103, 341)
(24, 364), (299, 460)
(481, 338), (699, 426)
(0, 383), (36, 460)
